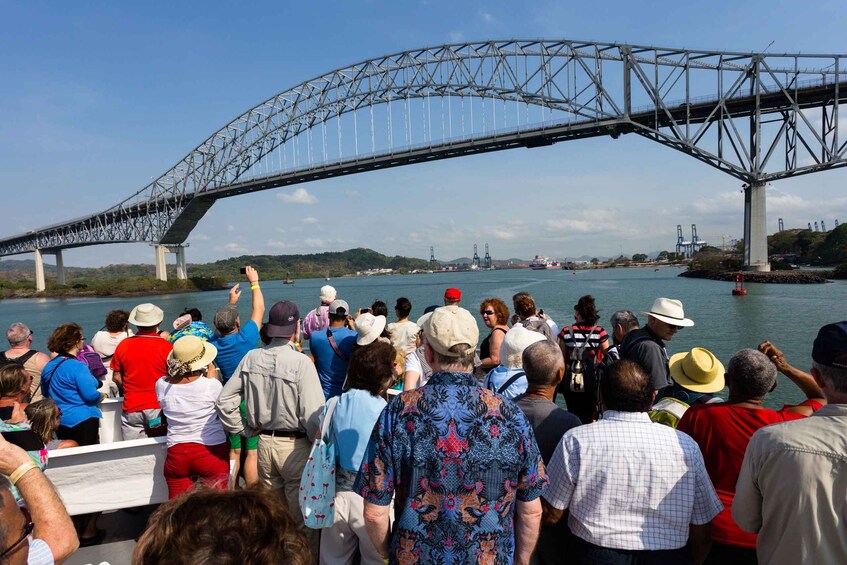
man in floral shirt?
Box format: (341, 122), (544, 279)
(355, 305), (547, 565)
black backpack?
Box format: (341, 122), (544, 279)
(565, 326), (598, 393)
(0, 350), (38, 371)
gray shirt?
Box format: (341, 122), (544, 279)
(620, 327), (671, 390)
(515, 396), (581, 464)
(216, 338), (325, 439)
(733, 403), (847, 565)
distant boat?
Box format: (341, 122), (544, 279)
(530, 255), (561, 270)
(325, 272), (330, 281)
(283, 272), (295, 285)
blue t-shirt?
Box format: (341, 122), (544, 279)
(309, 326), (357, 399)
(42, 356), (102, 428)
(483, 365), (528, 400)
(210, 320), (260, 382)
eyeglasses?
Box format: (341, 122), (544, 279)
(481, 310), (496, 316)
(0, 506), (33, 559)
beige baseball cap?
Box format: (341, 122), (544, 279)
(421, 305), (479, 357)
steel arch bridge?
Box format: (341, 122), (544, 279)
(3, 39), (847, 275)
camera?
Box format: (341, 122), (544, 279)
(239, 267), (247, 274)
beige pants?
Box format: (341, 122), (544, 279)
(319, 490), (390, 565)
(257, 435), (318, 556)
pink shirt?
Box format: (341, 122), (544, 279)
(302, 304), (330, 339)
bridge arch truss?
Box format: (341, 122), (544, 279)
(2, 39), (847, 259)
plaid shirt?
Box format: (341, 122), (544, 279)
(544, 410), (722, 551)
(355, 371), (547, 564)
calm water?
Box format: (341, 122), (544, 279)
(2, 266), (843, 407)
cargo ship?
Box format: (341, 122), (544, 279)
(530, 255), (560, 270)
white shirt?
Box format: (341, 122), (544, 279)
(156, 376), (227, 447)
(544, 410), (722, 551)
(387, 320), (420, 354)
(404, 351), (428, 387)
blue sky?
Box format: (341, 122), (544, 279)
(2, 1), (847, 267)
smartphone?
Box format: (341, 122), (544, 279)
(239, 267), (247, 274)
(0, 406), (12, 421)
(360, 308), (371, 314)
(1, 429), (44, 451)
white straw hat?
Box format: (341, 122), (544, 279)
(129, 303), (164, 327)
(355, 313), (387, 346)
(641, 298), (694, 327)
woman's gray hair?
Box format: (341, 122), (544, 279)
(727, 349), (777, 398)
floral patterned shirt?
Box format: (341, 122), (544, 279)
(354, 371), (547, 565)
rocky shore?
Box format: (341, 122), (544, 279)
(680, 269), (834, 284)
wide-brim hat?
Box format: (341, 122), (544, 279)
(129, 303), (164, 327)
(641, 298), (694, 327)
(669, 347), (725, 393)
(355, 313), (387, 346)
(499, 325), (546, 369)
(168, 335), (217, 373)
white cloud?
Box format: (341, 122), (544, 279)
(226, 225), (235, 232)
(481, 12), (496, 24)
(303, 238), (326, 248)
(218, 242), (247, 253)
(277, 188), (318, 204)
(192, 233), (210, 241)
(448, 32), (464, 43)
(302, 216), (319, 224)
(267, 240), (290, 249)
(345, 190), (359, 197)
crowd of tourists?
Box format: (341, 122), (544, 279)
(1, 266), (845, 565)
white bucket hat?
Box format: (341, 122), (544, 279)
(355, 313), (387, 346)
(167, 335), (217, 376)
(129, 303), (164, 327)
(641, 298), (694, 328)
(499, 325), (546, 369)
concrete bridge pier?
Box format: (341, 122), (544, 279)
(34, 249), (46, 292)
(53, 249), (65, 285)
(743, 182), (771, 272)
(154, 245), (188, 282)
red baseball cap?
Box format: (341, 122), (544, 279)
(444, 288), (462, 301)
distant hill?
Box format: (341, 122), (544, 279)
(0, 248), (432, 283)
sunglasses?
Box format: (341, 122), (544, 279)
(481, 310), (496, 316)
(0, 506), (33, 559)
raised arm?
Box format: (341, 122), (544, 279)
(758, 341), (825, 414)
(244, 266), (265, 329)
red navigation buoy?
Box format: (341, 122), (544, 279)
(732, 273), (747, 296)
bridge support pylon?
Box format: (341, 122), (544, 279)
(154, 245), (188, 282)
(743, 182), (770, 272)
(34, 249), (46, 292)
(53, 249), (65, 285)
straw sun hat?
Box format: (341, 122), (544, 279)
(167, 336), (217, 377)
(669, 347), (725, 393)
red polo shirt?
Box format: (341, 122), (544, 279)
(677, 399), (822, 548)
(110, 332), (173, 413)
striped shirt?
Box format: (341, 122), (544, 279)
(544, 410), (722, 551)
(558, 324), (609, 361)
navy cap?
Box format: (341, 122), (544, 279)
(266, 301), (300, 338)
(812, 321), (847, 369)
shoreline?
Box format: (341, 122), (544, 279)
(679, 269), (834, 284)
